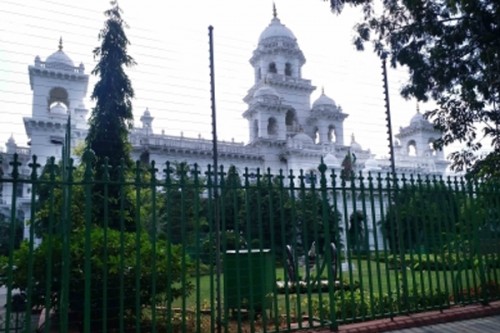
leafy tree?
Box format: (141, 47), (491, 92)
(0, 211), (23, 256)
(328, 0), (500, 178)
(296, 188), (343, 256)
(348, 210), (366, 253)
(85, 1), (135, 229)
(242, 173), (294, 254)
(1, 228), (191, 331)
(381, 181), (461, 252)
(159, 162), (207, 246)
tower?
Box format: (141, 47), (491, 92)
(23, 39), (89, 164)
(243, 5), (316, 143)
(394, 106), (448, 174)
(307, 89), (348, 145)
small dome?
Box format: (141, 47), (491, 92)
(350, 133), (362, 151)
(7, 135), (15, 145)
(254, 85), (280, 98)
(293, 132), (314, 145)
(323, 153), (339, 167)
(364, 157), (381, 171)
(410, 111), (432, 127)
(45, 39), (75, 70)
(50, 102), (67, 115)
(313, 92), (336, 108)
(259, 17), (296, 42)
(46, 50), (75, 70)
(143, 108), (151, 117)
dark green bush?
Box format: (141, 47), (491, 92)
(0, 227), (192, 330)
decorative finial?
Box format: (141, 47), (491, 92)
(416, 101), (420, 114)
(58, 37), (63, 51)
(351, 133), (355, 143)
(322, 86), (325, 95)
(272, 2), (277, 18)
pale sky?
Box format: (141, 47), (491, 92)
(0, 0), (427, 158)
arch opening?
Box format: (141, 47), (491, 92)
(267, 117), (278, 136)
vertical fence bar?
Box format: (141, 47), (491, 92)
(134, 162), (142, 333)
(24, 156), (40, 333)
(43, 158), (57, 333)
(118, 160), (126, 333)
(102, 159), (110, 333)
(5, 154), (20, 333)
(376, 173), (394, 318)
(150, 161), (158, 333)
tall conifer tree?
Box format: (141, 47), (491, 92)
(86, 1), (135, 229)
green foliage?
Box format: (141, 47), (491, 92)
(85, 2), (135, 229)
(380, 181), (461, 251)
(296, 189), (343, 256)
(0, 227), (191, 328)
(348, 210), (365, 253)
(329, 0), (500, 178)
(0, 212), (23, 256)
(242, 173), (294, 254)
(159, 162), (207, 246)
(86, 1), (135, 170)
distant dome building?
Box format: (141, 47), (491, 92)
(1, 8), (448, 243)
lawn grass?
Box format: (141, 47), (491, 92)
(173, 257), (499, 312)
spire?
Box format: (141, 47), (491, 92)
(416, 101), (420, 114)
(58, 37), (63, 51)
(351, 133), (355, 143)
(321, 86), (325, 95)
(272, 2), (277, 19)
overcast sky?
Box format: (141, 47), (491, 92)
(0, 0), (427, 158)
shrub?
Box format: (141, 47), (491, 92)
(0, 227), (192, 330)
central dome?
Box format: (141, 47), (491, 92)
(313, 92), (336, 108)
(410, 111), (431, 127)
(259, 17), (296, 42)
(45, 39), (75, 71)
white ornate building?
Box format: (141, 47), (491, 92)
(0, 10), (448, 244)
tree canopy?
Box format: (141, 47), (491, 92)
(85, 1), (136, 229)
(86, 1), (135, 175)
(328, 0), (500, 178)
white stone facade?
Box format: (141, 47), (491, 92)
(0, 12), (449, 248)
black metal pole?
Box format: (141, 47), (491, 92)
(208, 25), (222, 333)
(382, 55), (396, 178)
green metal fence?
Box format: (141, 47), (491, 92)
(0, 154), (499, 332)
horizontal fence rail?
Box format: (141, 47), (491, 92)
(0, 154), (499, 332)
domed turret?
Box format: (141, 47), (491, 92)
(293, 132), (314, 145)
(323, 153), (339, 167)
(312, 90), (336, 108)
(364, 157), (381, 172)
(259, 17), (296, 42)
(254, 85), (280, 99)
(410, 111), (429, 126)
(45, 38), (75, 71)
(350, 133), (362, 151)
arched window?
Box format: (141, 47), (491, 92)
(428, 138), (437, 156)
(314, 127), (320, 144)
(257, 68), (262, 80)
(267, 117), (278, 135)
(268, 62), (277, 74)
(48, 87), (69, 109)
(328, 125), (336, 143)
(408, 140), (417, 156)
(285, 63), (292, 76)
(285, 110), (297, 131)
(253, 119), (259, 139)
